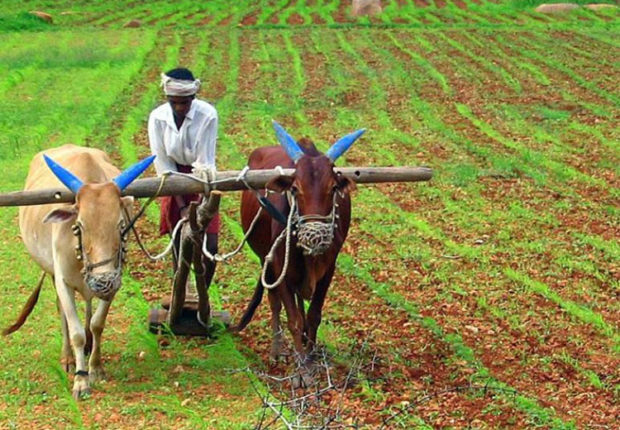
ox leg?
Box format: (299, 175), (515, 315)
(296, 292), (308, 347)
(88, 299), (111, 383)
(58, 298), (74, 373)
(84, 300), (93, 356)
(281, 289), (314, 388)
(305, 265), (335, 361)
(55, 276), (90, 399)
(267, 290), (284, 364)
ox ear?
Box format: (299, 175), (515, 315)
(43, 207), (77, 224)
(265, 175), (294, 193)
(121, 196), (134, 214)
(336, 173), (356, 194)
(121, 196), (134, 208)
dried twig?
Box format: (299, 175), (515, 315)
(230, 339), (517, 428)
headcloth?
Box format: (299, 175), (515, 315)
(161, 73), (201, 96)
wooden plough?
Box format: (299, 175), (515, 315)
(0, 166), (432, 336)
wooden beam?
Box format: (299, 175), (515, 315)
(0, 166), (432, 207)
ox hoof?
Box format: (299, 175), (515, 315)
(89, 366), (107, 383)
(72, 382), (91, 400)
(292, 367), (316, 389)
(269, 340), (286, 364)
(269, 350), (285, 365)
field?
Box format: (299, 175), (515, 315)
(0, 0), (618, 428)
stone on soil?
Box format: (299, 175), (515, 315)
(29, 11), (53, 23)
(534, 3), (580, 13)
(352, 0), (382, 17)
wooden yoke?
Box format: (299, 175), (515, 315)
(167, 191), (222, 330)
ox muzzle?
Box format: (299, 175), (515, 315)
(72, 222), (127, 301)
(293, 191), (341, 257)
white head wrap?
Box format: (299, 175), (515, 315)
(161, 73), (201, 96)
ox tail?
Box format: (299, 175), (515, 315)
(231, 280), (264, 332)
(2, 272), (46, 336)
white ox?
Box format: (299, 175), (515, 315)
(5, 144), (154, 399)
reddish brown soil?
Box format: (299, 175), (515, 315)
(146, 11), (176, 25)
(219, 29), (533, 427)
(369, 29), (618, 313)
(232, 268), (532, 427)
(240, 11), (258, 26)
(287, 12), (305, 25)
(334, 0), (352, 22)
(101, 21), (618, 429)
(196, 14), (214, 26)
(311, 13), (325, 24)
(218, 14), (234, 26)
(305, 30), (620, 427)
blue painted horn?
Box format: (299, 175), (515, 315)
(44, 154), (84, 193)
(325, 129), (366, 163)
(113, 155), (156, 191)
(272, 120), (304, 163)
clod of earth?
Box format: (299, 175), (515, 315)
(352, 0), (383, 17)
(123, 19), (141, 28)
(29, 11), (53, 23)
(534, 3), (580, 13)
(584, 3), (618, 10)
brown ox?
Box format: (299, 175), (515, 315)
(235, 122), (364, 385)
(4, 144), (154, 399)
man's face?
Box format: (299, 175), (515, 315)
(167, 95), (194, 120)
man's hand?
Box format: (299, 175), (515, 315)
(192, 165), (217, 184)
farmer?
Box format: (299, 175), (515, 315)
(148, 67), (220, 285)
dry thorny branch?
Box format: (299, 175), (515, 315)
(229, 338), (519, 429)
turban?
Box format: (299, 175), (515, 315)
(161, 73), (201, 96)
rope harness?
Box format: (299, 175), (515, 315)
(127, 168), (342, 291)
(260, 190), (341, 289)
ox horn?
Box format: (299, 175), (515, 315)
(272, 120), (304, 163)
(44, 155), (84, 193)
(113, 155), (156, 191)
(325, 128), (366, 163)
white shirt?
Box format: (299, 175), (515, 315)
(148, 99), (218, 174)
